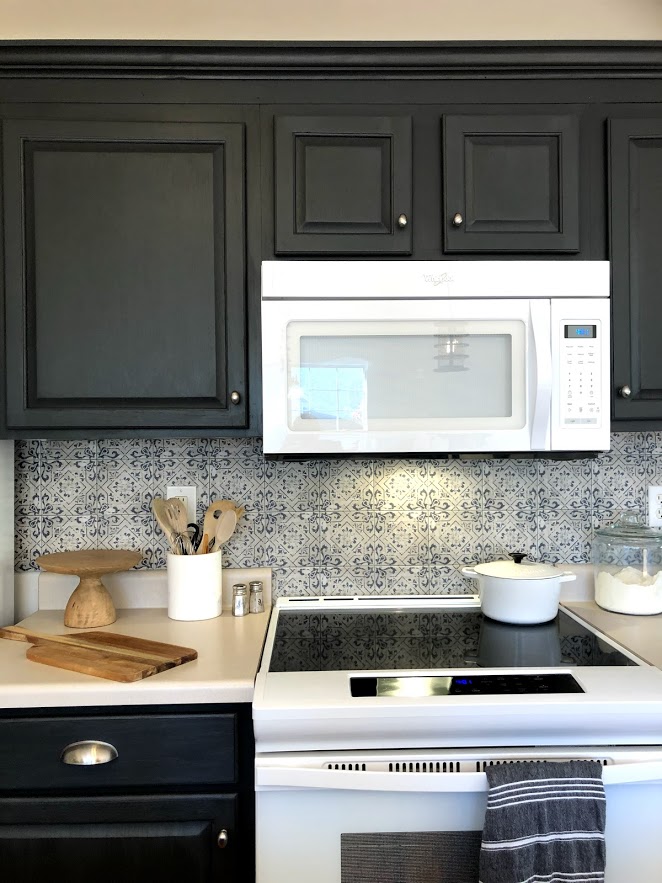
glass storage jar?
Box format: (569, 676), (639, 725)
(593, 513), (662, 615)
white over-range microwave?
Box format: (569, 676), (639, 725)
(261, 260), (610, 457)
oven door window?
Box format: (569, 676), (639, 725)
(287, 319), (526, 431)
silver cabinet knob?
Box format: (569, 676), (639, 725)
(452, 212), (463, 227)
(397, 213), (408, 228)
(618, 385), (632, 399)
(217, 829), (229, 849)
(60, 740), (118, 766)
(230, 391), (241, 405)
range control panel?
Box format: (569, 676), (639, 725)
(561, 323), (601, 426)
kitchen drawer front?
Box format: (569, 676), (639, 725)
(0, 712), (237, 791)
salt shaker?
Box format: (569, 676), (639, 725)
(249, 580), (265, 614)
(232, 583), (249, 617)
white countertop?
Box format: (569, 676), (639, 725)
(0, 607), (270, 709)
(562, 600), (662, 669)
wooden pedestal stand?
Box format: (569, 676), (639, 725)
(35, 550), (143, 628)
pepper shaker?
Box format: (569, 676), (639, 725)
(249, 580), (265, 614)
(232, 583), (249, 617)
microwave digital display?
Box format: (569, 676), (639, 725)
(564, 324), (596, 338)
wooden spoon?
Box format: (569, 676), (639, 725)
(209, 509), (237, 553)
(197, 501), (225, 554)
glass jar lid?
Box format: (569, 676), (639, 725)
(594, 513), (662, 546)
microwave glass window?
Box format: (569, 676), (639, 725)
(294, 329), (515, 426)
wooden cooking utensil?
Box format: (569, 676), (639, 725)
(165, 498), (195, 555)
(151, 497), (180, 553)
(0, 625), (198, 683)
(197, 501), (224, 554)
(35, 550), (142, 629)
(209, 509), (237, 553)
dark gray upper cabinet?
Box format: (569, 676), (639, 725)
(2, 115), (248, 432)
(442, 114), (580, 253)
(274, 114), (412, 254)
(610, 118), (662, 423)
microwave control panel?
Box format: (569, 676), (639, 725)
(561, 324), (600, 426)
(551, 298), (610, 452)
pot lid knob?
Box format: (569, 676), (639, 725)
(509, 552), (527, 564)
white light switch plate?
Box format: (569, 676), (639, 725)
(648, 485), (662, 527)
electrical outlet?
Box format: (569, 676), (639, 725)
(166, 485), (197, 524)
(648, 486), (662, 527)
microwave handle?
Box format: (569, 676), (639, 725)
(529, 300), (552, 451)
(256, 761), (662, 794)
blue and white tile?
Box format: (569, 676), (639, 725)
(538, 509), (593, 564)
(260, 510), (320, 569)
(480, 508), (538, 562)
(427, 459), (483, 511)
(97, 459), (154, 514)
(314, 565), (376, 597)
(41, 515), (100, 554)
(319, 460), (375, 510)
(264, 459), (321, 510)
(591, 463), (646, 514)
(373, 459), (429, 510)
(96, 512), (152, 567)
(273, 566), (318, 597)
(373, 510), (428, 567)
(40, 439), (97, 461)
(98, 438), (155, 464)
(372, 565), (430, 596)
(208, 459), (265, 511)
(483, 459), (537, 511)
(320, 510), (374, 568)
(39, 460), (98, 516)
(15, 439), (42, 462)
(14, 517), (44, 571)
(428, 511), (484, 566)
(217, 512), (264, 568)
(429, 564), (477, 595)
(14, 457), (40, 514)
(538, 458), (592, 510)
(208, 437), (263, 462)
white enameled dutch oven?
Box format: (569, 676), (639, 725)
(461, 555), (577, 625)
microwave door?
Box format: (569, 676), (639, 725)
(261, 298), (548, 456)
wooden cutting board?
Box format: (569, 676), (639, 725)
(0, 625), (198, 683)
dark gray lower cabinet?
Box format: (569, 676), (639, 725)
(0, 794), (236, 882)
(0, 704), (254, 883)
(442, 113), (580, 253)
(2, 114), (249, 433)
(610, 117), (662, 423)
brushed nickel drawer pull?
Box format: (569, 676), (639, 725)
(60, 740), (118, 766)
(217, 828), (229, 849)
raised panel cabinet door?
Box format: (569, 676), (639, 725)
(274, 114), (412, 254)
(2, 118), (247, 431)
(0, 793), (238, 883)
(443, 114), (580, 253)
(610, 118), (662, 422)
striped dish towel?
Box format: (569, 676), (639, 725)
(479, 760), (606, 883)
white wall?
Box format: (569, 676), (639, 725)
(1, 0), (662, 41)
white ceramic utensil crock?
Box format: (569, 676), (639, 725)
(461, 558), (576, 625)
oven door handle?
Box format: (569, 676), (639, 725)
(255, 761), (662, 793)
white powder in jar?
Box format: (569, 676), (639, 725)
(595, 565), (662, 614)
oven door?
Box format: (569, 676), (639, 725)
(256, 748), (662, 883)
(261, 297), (551, 456)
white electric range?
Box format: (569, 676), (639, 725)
(253, 595), (662, 883)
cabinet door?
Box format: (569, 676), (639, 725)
(2, 117), (247, 431)
(0, 794), (237, 883)
(443, 114), (580, 253)
(274, 114), (412, 254)
(610, 118), (662, 422)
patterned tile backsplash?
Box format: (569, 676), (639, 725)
(14, 432), (659, 597)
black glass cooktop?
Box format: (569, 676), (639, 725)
(268, 608), (637, 672)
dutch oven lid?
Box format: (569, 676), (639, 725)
(473, 554), (562, 581)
